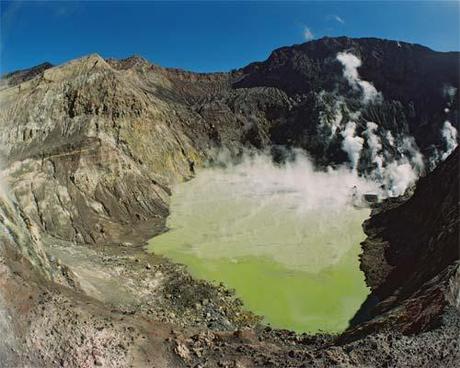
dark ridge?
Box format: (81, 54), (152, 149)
(234, 36), (459, 98)
(1, 62), (54, 86)
(232, 36), (460, 153)
(343, 147), (459, 341)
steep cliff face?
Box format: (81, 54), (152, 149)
(0, 175), (49, 366)
(346, 147), (459, 337)
(1, 55), (194, 244)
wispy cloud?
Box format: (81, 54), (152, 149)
(333, 15), (345, 24)
(326, 14), (345, 25)
(303, 26), (314, 41)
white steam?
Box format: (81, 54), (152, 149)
(317, 94), (344, 138)
(441, 121), (458, 160)
(315, 88), (423, 197)
(209, 151), (380, 212)
(329, 105), (343, 136)
(364, 122), (382, 153)
(160, 150), (381, 273)
(364, 122), (384, 179)
(443, 85), (457, 100)
(401, 137), (424, 173)
(361, 123), (423, 196)
(336, 52), (381, 104)
(382, 160), (418, 197)
(372, 135), (423, 197)
(303, 27), (314, 41)
(341, 121), (364, 172)
(316, 51), (426, 197)
(386, 130), (395, 146)
(429, 120), (458, 169)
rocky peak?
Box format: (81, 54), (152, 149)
(107, 54), (152, 70)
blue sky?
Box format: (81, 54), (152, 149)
(1, 1), (459, 74)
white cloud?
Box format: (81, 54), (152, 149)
(303, 26), (314, 41)
(334, 15), (345, 24)
(326, 14), (345, 25)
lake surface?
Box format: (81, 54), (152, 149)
(148, 155), (372, 333)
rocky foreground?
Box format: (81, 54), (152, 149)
(0, 37), (459, 367)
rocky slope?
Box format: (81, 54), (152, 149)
(347, 148), (459, 335)
(0, 37), (459, 367)
(236, 37), (459, 149)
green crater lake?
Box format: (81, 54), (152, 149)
(148, 156), (371, 333)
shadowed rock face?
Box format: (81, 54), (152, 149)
(0, 37), (459, 367)
(223, 34), (459, 154)
(345, 148), (459, 339)
(235, 37), (459, 156)
(0, 62), (53, 88)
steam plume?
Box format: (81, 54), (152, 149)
(336, 52), (381, 103)
(382, 160), (418, 197)
(386, 131), (395, 146)
(364, 122), (384, 179)
(441, 121), (458, 160)
(173, 149), (383, 273)
(303, 27), (314, 41)
(341, 121), (364, 172)
(443, 85), (457, 100)
(401, 136), (425, 173)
